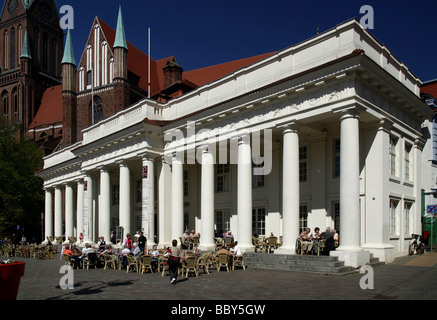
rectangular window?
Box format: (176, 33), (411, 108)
(299, 146), (308, 182)
(183, 170), (189, 197)
(333, 139), (340, 178)
(432, 118), (437, 162)
(299, 205), (308, 233)
(184, 211), (189, 231)
(216, 164), (230, 192)
(112, 184), (119, 205)
(333, 202), (340, 231)
(252, 162), (265, 188)
(390, 136), (398, 176)
(252, 207), (266, 237)
(390, 199), (399, 236)
(136, 180), (142, 202)
(404, 202), (412, 236)
(405, 144), (412, 181)
(215, 209), (231, 235)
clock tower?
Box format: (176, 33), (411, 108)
(0, 0), (63, 136)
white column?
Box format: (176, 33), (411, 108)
(200, 148), (215, 250)
(83, 174), (94, 244)
(76, 180), (85, 244)
(331, 108), (369, 268)
(171, 155), (184, 241)
(99, 167), (112, 244)
(279, 124), (300, 254)
(142, 157), (155, 245)
(65, 183), (74, 240)
(338, 110), (361, 251)
(119, 161), (131, 239)
(237, 135), (253, 251)
(44, 188), (53, 242)
(54, 186), (63, 242)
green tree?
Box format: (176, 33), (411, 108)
(0, 119), (44, 242)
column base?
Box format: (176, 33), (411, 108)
(330, 249), (370, 268)
(361, 244), (395, 263)
(274, 247), (296, 255)
(199, 245), (215, 252)
(239, 244), (254, 253)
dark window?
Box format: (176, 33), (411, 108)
(92, 96), (103, 124)
(10, 28), (15, 68)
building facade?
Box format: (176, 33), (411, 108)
(37, 16), (434, 267)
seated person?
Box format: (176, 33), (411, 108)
(299, 228), (313, 254)
(150, 245), (160, 272)
(132, 243), (142, 257)
(81, 243), (97, 265)
(320, 227), (335, 254)
(229, 242), (242, 257)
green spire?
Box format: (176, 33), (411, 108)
(113, 4), (128, 50)
(61, 28), (76, 66)
(20, 28), (32, 59)
(21, 0), (35, 10)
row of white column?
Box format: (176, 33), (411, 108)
(44, 108), (362, 254)
(44, 156), (156, 245)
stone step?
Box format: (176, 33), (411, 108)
(244, 253), (357, 275)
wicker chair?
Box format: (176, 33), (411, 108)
(214, 237), (223, 250)
(232, 253), (246, 271)
(252, 237), (264, 253)
(265, 236), (278, 254)
(184, 256), (199, 277)
(191, 237), (200, 249)
(216, 253), (230, 272)
(63, 254), (72, 266)
(140, 255), (153, 274)
(316, 239), (327, 256)
(197, 254), (210, 275)
(83, 252), (98, 269)
(103, 253), (117, 270)
(125, 254), (139, 273)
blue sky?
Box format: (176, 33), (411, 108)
(54, 0), (437, 83)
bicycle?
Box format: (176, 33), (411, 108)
(408, 234), (425, 255)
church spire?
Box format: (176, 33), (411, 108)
(20, 28), (32, 59)
(113, 4), (128, 50)
(61, 28), (76, 66)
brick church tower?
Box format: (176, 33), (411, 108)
(0, 0), (63, 138)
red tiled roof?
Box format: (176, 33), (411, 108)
(421, 80), (437, 98)
(29, 85), (63, 129)
(183, 52), (276, 87)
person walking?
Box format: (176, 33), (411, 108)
(167, 239), (181, 284)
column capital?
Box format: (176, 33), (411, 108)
(333, 105), (366, 119)
(277, 120), (300, 133)
(138, 152), (158, 162)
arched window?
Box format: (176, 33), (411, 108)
(42, 33), (48, 72)
(12, 87), (18, 122)
(10, 27), (15, 68)
(4, 30), (9, 69)
(92, 96), (103, 124)
(2, 90), (9, 117)
(18, 25), (22, 66)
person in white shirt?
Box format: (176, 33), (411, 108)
(229, 242), (242, 256)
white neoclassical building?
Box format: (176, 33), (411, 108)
(37, 19), (434, 267)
